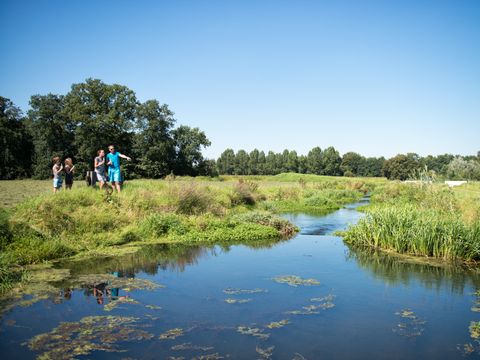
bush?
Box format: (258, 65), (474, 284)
(139, 213), (187, 237)
(174, 185), (213, 215)
(0, 209), (13, 250)
(229, 182), (256, 206)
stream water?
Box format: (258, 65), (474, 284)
(1, 198), (480, 359)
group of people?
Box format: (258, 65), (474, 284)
(52, 145), (131, 193)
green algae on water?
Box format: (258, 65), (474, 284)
(171, 342), (214, 352)
(266, 319), (289, 329)
(310, 294), (335, 302)
(73, 274), (164, 292)
(237, 326), (270, 340)
(103, 297), (140, 312)
(224, 298), (252, 304)
(393, 309), (426, 338)
(256, 345), (274, 359)
(470, 322), (480, 339)
(223, 288), (267, 295)
(159, 328), (184, 340)
(145, 304), (162, 310)
(192, 353), (225, 360)
(27, 315), (154, 360)
(272, 275), (319, 287)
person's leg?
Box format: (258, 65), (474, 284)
(115, 182), (121, 193)
(99, 181), (104, 190)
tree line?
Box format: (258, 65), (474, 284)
(1, 79), (479, 181)
(0, 79), (212, 180)
(216, 148), (480, 180)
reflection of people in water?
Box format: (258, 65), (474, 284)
(63, 288), (72, 300)
(93, 283), (108, 305)
(106, 271), (128, 302)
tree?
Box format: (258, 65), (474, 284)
(0, 97), (33, 179)
(322, 146), (342, 176)
(217, 149), (235, 175)
(363, 157), (385, 177)
(134, 100), (176, 178)
(28, 94), (75, 178)
(307, 147), (323, 174)
(234, 150), (249, 175)
(248, 149), (260, 175)
(340, 152), (365, 177)
(64, 78), (138, 173)
(172, 125), (211, 176)
(383, 154), (420, 180)
(446, 157), (480, 180)
(286, 150), (299, 173)
(264, 151), (278, 175)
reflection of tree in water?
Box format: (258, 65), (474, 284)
(61, 237), (286, 278)
(345, 243), (480, 295)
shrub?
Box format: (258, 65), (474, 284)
(229, 182), (256, 206)
(174, 184), (213, 215)
(139, 213), (187, 237)
(0, 209), (12, 250)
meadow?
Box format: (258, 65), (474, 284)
(0, 174), (381, 291)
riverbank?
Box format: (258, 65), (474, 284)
(343, 181), (480, 262)
(0, 175), (380, 291)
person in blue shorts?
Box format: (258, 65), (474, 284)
(106, 145), (131, 193)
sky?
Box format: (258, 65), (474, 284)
(1, 0), (479, 159)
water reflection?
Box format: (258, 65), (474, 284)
(346, 243), (480, 294)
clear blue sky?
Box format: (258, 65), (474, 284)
(1, 0), (479, 159)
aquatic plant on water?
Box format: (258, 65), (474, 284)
(272, 275), (320, 287)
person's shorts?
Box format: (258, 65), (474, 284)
(95, 172), (107, 182)
(53, 178), (63, 188)
(108, 168), (122, 183)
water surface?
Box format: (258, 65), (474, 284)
(1, 199), (480, 359)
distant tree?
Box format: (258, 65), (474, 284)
(257, 150), (266, 175)
(446, 157), (480, 180)
(172, 125), (211, 176)
(383, 154), (421, 180)
(0, 97), (33, 179)
(307, 147), (323, 175)
(133, 100), (176, 178)
(364, 157), (385, 177)
(264, 151), (277, 175)
(64, 78), (138, 173)
(217, 149), (236, 175)
(422, 154), (454, 177)
(297, 155), (308, 173)
(248, 149), (260, 175)
(28, 94), (75, 179)
(340, 152), (365, 177)
(286, 150), (299, 173)
(234, 150), (250, 175)
(322, 146), (342, 176)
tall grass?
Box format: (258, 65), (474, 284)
(343, 182), (480, 261)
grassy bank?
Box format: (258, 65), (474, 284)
(0, 175), (378, 291)
(343, 182), (480, 262)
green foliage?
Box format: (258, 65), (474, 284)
(0, 97), (33, 179)
(174, 184), (214, 215)
(383, 153), (421, 180)
(139, 213), (187, 237)
(344, 182), (480, 261)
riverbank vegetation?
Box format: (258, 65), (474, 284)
(343, 182), (480, 262)
(0, 175), (378, 291)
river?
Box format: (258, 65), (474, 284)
(1, 197), (480, 359)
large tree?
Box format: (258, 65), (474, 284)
(172, 125), (211, 176)
(134, 100), (176, 178)
(217, 149), (236, 175)
(383, 154), (421, 180)
(307, 147), (323, 175)
(322, 146), (342, 176)
(340, 152), (365, 177)
(28, 94), (75, 178)
(0, 97), (33, 179)
(64, 78), (138, 172)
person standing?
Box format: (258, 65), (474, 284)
(64, 158), (75, 190)
(52, 156), (63, 193)
(94, 149), (107, 190)
(106, 145), (131, 193)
